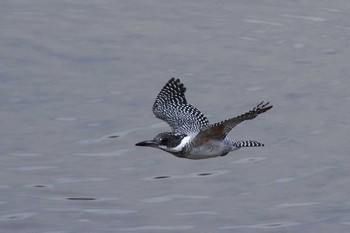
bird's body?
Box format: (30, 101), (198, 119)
(135, 78), (272, 160)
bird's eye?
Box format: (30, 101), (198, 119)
(160, 138), (169, 145)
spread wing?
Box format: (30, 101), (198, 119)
(194, 101), (273, 145)
(152, 78), (209, 134)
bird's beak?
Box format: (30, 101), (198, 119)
(135, 140), (158, 147)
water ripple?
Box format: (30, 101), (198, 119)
(174, 211), (218, 216)
(243, 19), (284, 26)
(10, 153), (43, 157)
(269, 202), (322, 210)
(78, 122), (165, 144)
(55, 177), (109, 184)
(73, 148), (133, 157)
(48, 196), (118, 202)
(0, 212), (37, 221)
(143, 170), (230, 181)
(85, 209), (137, 215)
(231, 157), (266, 164)
(118, 225), (193, 231)
(219, 221), (300, 229)
(281, 14), (326, 22)
(142, 194), (210, 203)
(259, 166), (337, 186)
(8, 166), (57, 171)
(46, 207), (136, 215)
(55, 117), (77, 122)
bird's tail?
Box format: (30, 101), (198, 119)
(234, 140), (264, 148)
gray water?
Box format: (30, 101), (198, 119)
(1, 1), (350, 232)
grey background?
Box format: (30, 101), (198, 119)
(1, 1), (350, 232)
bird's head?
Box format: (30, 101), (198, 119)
(135, 132), (188, 153)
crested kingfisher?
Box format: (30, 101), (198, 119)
(135, 78), (272, 159)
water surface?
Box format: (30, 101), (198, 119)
(1, 1), (350, 232)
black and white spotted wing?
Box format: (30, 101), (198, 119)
(152, 78), (209, 134)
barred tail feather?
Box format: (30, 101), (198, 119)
(234, 140), (264, 148)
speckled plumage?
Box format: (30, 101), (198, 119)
(152, 77), (209, 135)
(136, 78), (273, 159)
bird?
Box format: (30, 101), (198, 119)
(135, 78), (273, 160)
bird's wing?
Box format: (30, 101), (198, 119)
(152, 78), (209, 134)
(194, 101), (273, 145)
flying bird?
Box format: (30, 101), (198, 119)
(135, 78), (272, 159)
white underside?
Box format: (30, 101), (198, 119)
(186, 139), (240, 160)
